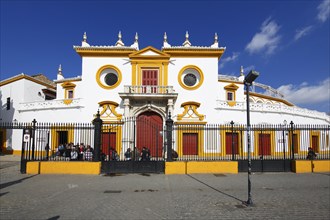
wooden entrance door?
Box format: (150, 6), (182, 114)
(102, 132), (116, 159)
(259, 134), (271, 156)
(225, 132), (239, 155)
(136, 112), (163, 158)
(183, 133), (198, 155)
(142, 70), (158, 93)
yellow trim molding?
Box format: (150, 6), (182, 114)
(177, 101), (204, 121)
(249, 92), (294, 106)
(130, 47), (170, 87)
(224, 83), (239, 107)
(253, 130), (275, 156)
(96, 65), (122, 90)
(98, 101), (123, 121)
(178, 65), (204, 90)
(162, 48), (225, 59)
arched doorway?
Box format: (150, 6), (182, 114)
(136, 111), (163, 159)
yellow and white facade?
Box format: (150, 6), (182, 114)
(1, 31), (329, 155)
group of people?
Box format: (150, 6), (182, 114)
(124, 147), (151, 161)
(53, 143), (94, 161)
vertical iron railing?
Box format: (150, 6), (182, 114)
(0, 121), (329, 163)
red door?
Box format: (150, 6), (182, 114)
(259, 134), (271, 156)
(293, 134), (298, 154)
(225, 132), (239, 155)
(136, 112), (163, 158)
(142, 70), (158, 93)
(183, 133), (198, 155)
(102, 132), (116, 157)
(312, 135), (319, 153)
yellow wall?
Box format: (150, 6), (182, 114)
(165, 161), (187, 174)
(26, 161), (101, 175)
(165, 161), (238, 174)
(293, 160), (330, 173)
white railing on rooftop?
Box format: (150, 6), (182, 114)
(19, 98), (83, 112)
(216, 100), (330, 122)
(123, 85), (175, 94)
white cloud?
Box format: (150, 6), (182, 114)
(294, 26), (313, 41)
(245, 17), (281, 55)
(317, 0), (330, 22)
(219, 52), (239, 68)
(277, 78), (330, 106)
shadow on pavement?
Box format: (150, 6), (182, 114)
(0, 175), (38, 190)
(47, 215), (60, 220)
(187, 174), (244, 203)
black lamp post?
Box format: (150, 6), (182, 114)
(244, 70), (259, 206)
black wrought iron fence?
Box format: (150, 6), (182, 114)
(172, 123), (330, 161)
(1, 120), (329, 163)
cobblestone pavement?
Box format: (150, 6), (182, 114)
(1, 155), (329, 220)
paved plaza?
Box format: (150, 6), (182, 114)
(0, 155), (329, 220)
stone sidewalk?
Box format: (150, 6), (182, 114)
(0, 155), (329, 220)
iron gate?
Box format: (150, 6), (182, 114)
(101, 114), (166, 174)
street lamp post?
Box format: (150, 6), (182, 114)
(244, 70), (259, 206)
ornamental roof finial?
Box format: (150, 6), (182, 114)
(81, 32), (90, 47)
(240, 66), (244, 76)
(163, 32), (171, 48)
(211, 32), (219, 48)
(182, 31), (191, 47)
(130, 32), (139, 50)
(83, 32), (87, 42)
(116, 31), (125, 46)
(135, 32), (138, 42)
(58, 64), (62, 75)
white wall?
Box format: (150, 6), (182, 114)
(168, 57), (220, 122)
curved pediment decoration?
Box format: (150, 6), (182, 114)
(224, 83), (239, 90)
(98, 101), (122, 122)
(61, 82), (76, 89)
(177, 101), (204, 121)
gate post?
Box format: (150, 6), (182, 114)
(290, 121), (295, 160)
(166, 113), (173, 162)
(93, 110), (103, 161)
(230, 120), (235, 161)
(31, 119), (37, 160)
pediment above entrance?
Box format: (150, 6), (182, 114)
(129, 46), (170, 59)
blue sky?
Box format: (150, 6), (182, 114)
(1, 0), (329, 113)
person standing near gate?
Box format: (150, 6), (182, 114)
(307, 147), (317, 160)
(141, 147), (148, 161)
(125, 148), (132, 161)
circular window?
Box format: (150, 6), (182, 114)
(178, 65), (204, 90)
(183, 73), (197, 86)
(96, 65), (122, 89)
(104, 73), (118, 86)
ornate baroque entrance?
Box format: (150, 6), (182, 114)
(101, 111), (165, 174)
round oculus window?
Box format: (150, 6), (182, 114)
(183, 73), (197, 87)
(104, 73), (118, 86)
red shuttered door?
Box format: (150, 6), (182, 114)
(183, 133), (198, 155)
(258, 134), (271, 156)
(142, 70), (158, 93)
(225, 132), (239, 155)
